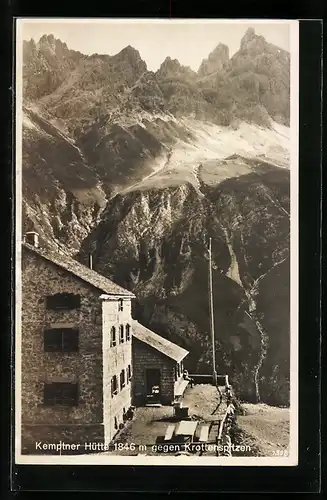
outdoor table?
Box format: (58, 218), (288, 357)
(174, 420), (198, 441)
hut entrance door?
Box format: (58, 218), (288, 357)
(145, 368), (161, 404)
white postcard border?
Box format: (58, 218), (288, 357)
(14, 18), (299, 467)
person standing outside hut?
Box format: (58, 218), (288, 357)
(183, 369), (194, 388)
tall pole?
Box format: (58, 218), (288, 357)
(208, 237), (218, 386)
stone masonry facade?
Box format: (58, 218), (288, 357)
(21, 247), (133, 453)
(132, 338), (184, 406)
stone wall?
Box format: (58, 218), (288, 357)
(132, 338), (175, 405)
(21, 247), (134, 450)
(21, 248), (104, 426)
(216, 386), (237, 457)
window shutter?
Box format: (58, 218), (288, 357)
(120, 369), (125, 390)
(46, 293), (81, 310)
(111, 375), (118, 397)
(110, 326), (116, 347)
(119, 325), (124, 343)
(126, 324), (131, 341)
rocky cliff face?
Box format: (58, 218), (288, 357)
(77, 161), (290, 405)
(157, 57), (198, 81)
(21, 28), (291, 404)
(22, 106), (107, 253)
(23, 35), (85, 101)
(228, 28), (291, 126)
(198, 43), (230, 77)
(197, 28), (290, 127)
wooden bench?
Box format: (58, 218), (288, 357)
(198, 424), (210, 443)
(164, 424), (175, 441)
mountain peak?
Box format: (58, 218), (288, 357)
(36, 34), (71, 57)
(157, 56), (197, 80)
(160, 56), (183, 71)
(39, 33), (54, 43)
(163, 56), (179, 64)
(238, 27), (288, 59)
(198, 43), (229, 77)
(239, 27), (267, 53)
(118, 45), (142, 59)
(114, 45), (147, 72)
(242, 27), (256, 43)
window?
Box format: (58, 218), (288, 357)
(114, 416), (118, 430)
(46, 293), (81, 310)
(110, 326), (116, 347)
(118, 299), (124, 312)
(126, 324), (131, 341)
(120, 369), (126, 390)
(92, 309), (101, 325)
(44, 328), (79, 352)
(119, 325), (124, 343)
(174, 365), (178, 381)
(127, 364), (132, 382)
(111, 375), (118, 397)
(44, 383), (78, 406)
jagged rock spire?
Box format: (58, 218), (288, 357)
(198, 43), (229, 77)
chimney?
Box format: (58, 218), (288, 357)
(24, 231), (39, 248)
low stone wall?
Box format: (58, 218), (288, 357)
(215, 385), (237, 457)
(189, 374), (213, 384)
(216, 404), (236, 457)
(189, 374), (230, 386)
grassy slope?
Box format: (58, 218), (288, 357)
(232, 403), (290, 457)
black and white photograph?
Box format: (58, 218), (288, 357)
(15, 18), (299, 466)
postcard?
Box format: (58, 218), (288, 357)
(14, 18), (299, 466)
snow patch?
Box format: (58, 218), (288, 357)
(23, 114), (39, 131)
(117, 118), (290, 194)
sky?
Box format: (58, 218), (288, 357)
(20, 19), (292, 72)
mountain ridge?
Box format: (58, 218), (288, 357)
(23, 29), (290, 127)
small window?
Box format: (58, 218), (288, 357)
(46, 293), (81, 311)
(120, 369), (125, 390)
(92, 309), (102, 325)
(44, 383), (78, 406)
(126, 324), (131, 341)
(119, 325), (124, 343)
(111, 375), (118, 397)
(118, 299), (124, 312)
(127, 364), (132, 382)
(110, 326), (116, 347)
(44, 328), (79, 352)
